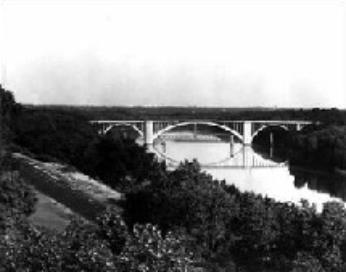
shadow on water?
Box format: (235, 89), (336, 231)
(252, 144), (288, 164)
(290, 166), (346, 202)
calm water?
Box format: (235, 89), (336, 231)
(150, 132), (346, 211)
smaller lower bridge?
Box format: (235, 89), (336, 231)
(90, 119), (314, 146)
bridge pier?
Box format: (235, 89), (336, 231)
(144, 120), (154, 145)
(243, 121), (252, 145)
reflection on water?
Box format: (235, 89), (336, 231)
(155, 141), (285, 168)
(152, 134), (346, 211)
(292, 168), (346, 203)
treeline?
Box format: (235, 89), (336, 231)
(25, 104), (346, 124)
(288, 126), (346, 171)
(0, 85), (21, 151)
(253, 123), (346, 171)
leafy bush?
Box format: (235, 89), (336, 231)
(0, 157), (36, 230)
(13, 109), (98, 168)
(0, 85), (22, 143)
(81, 135), (165, 190)
(0, 211), (196, 272)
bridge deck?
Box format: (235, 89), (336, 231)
(90, 119), (313, 124)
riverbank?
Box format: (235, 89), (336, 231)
(13, 153), (122, 222)
(290, 163), (346, 178)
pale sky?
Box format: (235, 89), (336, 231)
(1, 0), (345, 107)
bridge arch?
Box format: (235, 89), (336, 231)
(104, 123), (144, 137)
(251, 124), (289, 142)
(153, 121), (244, 142)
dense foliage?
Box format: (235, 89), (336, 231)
(0, 85), (36, 228)
(0, 209), (195, 272)
(251, 123), (346, 171)
(288, 126), (346, 170)
(124, 161), (236, 259)
(12, 107), (166, 190)
(0, 85), (21, 143)
(0, 160), (37, 236)
(26, 104), (346, 124)
(13, 108), (98, 166)
(81, 135), (165, 190)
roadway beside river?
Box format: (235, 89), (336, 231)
(28, 189), (76, 231)
(13, 153), (122, 224)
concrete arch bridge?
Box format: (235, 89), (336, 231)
(90, 119), (313, 145)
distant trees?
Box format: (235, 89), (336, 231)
(29, 105), (346, 124)
(289, 126), (346, 170)
(251, 122), (346, 171)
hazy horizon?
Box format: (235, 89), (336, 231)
(1, 0), (345, 108)
(23, 103), (345, 110)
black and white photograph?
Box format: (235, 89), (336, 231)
(0, 0), (345, 271)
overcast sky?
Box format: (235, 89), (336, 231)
(1, 0), (345, 107)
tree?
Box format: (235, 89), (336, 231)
(291, 252), (325, 272)
(82, 135), (164, 190)
(123, 160), (238, 263)
(13, 109), (98, 167)
(118, 223), (194, 272)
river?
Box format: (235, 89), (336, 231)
(149, 131), (346, 211)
